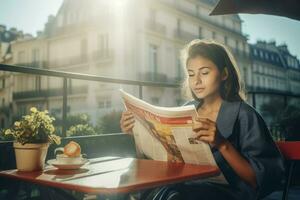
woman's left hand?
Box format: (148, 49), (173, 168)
(192, 117), (225, 148)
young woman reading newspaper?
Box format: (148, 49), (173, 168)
(120, 39), (285, 200)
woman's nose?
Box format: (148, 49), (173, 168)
(194, 74), (202, 84)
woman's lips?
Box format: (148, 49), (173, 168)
(195, 88), (205, 93)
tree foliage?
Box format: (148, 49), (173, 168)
(95, 110), (122, 134)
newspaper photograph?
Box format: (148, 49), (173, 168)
(120, 89), (227, 184)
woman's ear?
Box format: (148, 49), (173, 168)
(221, 67), (228, 81)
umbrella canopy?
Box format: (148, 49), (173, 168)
(210, 0), (300, 21)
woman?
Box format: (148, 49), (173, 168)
(120, 39), (285, 200)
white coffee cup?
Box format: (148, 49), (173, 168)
(56, 154), (83, 165)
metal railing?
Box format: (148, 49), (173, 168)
(1, 64), (300, 138)
(0, 64), (180, 135)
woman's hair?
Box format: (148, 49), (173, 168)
(180, 39), (246, 102)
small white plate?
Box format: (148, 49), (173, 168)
(47, 158), (89, 170)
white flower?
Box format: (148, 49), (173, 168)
(14, 121), (21, 127)
(30, 107), (38, 113)
(4, 129), (12, 135)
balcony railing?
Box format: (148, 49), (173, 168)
(0, 64), (179, 135)
(173, 29), (198, 42)
(0, 63), (300, 138)
(13, 86), (88, 100)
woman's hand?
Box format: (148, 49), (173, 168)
(120, 111), (135, 135)
(192, 117), (225, 148)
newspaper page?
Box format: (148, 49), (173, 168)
(120, 89), (227, 184)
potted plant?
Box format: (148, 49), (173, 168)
(3, 107), (61, 171)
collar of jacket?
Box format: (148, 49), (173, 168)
(185, 99), (242, 139)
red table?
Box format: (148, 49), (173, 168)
(0, 157), (220, 195)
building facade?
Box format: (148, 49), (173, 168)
(249, 40), (300, 124)
(1, 0), (251, 126)
(0, 25), (25, 128)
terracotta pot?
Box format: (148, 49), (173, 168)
(13, 142), (49, 171)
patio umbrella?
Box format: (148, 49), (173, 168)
(209, 0), (300, 21)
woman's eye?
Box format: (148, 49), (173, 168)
(188, 74), (194, 77)
(201, 71), (209, 75)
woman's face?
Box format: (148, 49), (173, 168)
(187, 56), (225, 100)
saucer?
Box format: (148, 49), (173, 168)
(47, 158), (89, 170)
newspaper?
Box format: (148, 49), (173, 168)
(120, 89), (227, 184)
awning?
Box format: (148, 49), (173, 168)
(210, 0), (300, 21)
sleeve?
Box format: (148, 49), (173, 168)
(238, 104), (285, 198)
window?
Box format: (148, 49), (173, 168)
(81, 38), (88, 60)
(149, 44), (158, 74)
(97, 34), (109, 57)
(18, 104), (27, 117)
(212, 31), (216, 39)
(35, 76), (41, 91)
(265, 52), (269, 60)
(224, 36), (228, 45)
(98, 101), (105, 108)
(98, 98), (111, 109)
(243, 67), (247, 84)
(260, 51), (264, 58)
(151, 97), (159, 105)
(176, 18), (181, 32)
(254, 49), (257, 56)
(196, 5), (200, 16)
(106, 100), (112, 108)
(68, 79), (72, 93)
(57, 14), (63, 27)
(176, 57), (182, 80)
(17, 51), (25, 63)
(176, 98), (184, 106)
(149, 8), (156, 22)
(259, 65), (263, 73)
(198, 27), (202, 38)
(235, 40), (239, 52)
(0, 79), (5, 89)
(1, 118), (4, 129)
(222, 17), (226, 25)
(51, 108), (62, 115)
(253, 64), (257, 71)
(32, 48), (40, 67)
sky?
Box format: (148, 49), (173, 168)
(0, 0), (300, 58)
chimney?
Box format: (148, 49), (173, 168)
(0, 24), (6, 32)
(37, 31), (43, 37)
(278, 44), (288, 53)
(24, 33), (33, 39)
(9, 27), (18, 35)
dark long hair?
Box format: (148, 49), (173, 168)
(180, 39), (246, 102)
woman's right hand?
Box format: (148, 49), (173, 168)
(120, 111), (135, 135)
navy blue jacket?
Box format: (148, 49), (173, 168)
(184, 99), (285, 199)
